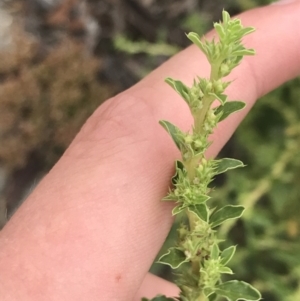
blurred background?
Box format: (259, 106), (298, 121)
(0, 1), (300, 300)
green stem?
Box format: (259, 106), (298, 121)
(196, 293), (207, 301)
(194, 96), (214, 134)
(183, 61), (223, 296)
(184, 155), (201, 181)
(185, 156), (202, 274)
(194, 61), (221, 134)
(210, 61), (221, 81)
(186, 209), (201, 275)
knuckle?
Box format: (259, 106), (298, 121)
(64, 92), (153, 161)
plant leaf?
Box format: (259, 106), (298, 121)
(157, 248), (188, 269)
(215, 280), (261, 301)
(222, 10), (231, 24)
(159, 120), (183, 150)
(211, 243), (220, 260)
(221, 246), (236, 265)
(239, 27), (255, 37)
(214, 23), (225, 39)
(172, 160), (185, 185)
(210, 205), (245, 228)
(194, 194), (211, 205)
(188, 204), (209, 222)
(172, 205), (185, 216)
(204, 287), (215, 298)
(186, 32), (209, 57)
(209, 93), (227, 105)
(162, 193), (177, 202)
(215, 158), (245, 175)
(215, 101), (246, 122)
(165, 78), (190, 104)
(232, 49), (255, 56)
(208, 293), (217, 301)
(219, 266), (233, 274)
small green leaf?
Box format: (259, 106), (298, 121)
(211, 244), (220, 260)
(172, 160), (185, 185)
(239, 27), (256, 37)
(222, 10), (231, 24)
(221, 246), (236, 265)
(208, 293), (217, 301)
(215, 280), (261, 301)
(188, 204), (209, 222)
(158, 248), (188, 269)
(232, 49), (255, 56)
(162, 193), (177, 202)
(142, 295), (177, 301)
(209, 93), (227, 105)
(204, 288), (215, 298)
(215, 158), (245, 175)
(172, 205), (185, 216)
(187, 32), (207, 55)
(195, 194), (211, 205)
(219, 266), (233, 274)
(215, 101), (246, 122)
(159, 120), (183, 150)
(210, 205), (245, 228)
(165, 78), (190, 104)
(214, 23), (225, 39)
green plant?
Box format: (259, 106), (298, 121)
(114, 35), (180, 56)
(143, 11), (261, 301)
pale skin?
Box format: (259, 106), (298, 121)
(0, 2), (300, 301)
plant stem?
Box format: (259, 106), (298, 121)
(183, 61), (222, 298)
(194, 61), (221, 134)
(186, 209), (201, 275)
(194, 97), (214, 134)
(210, 62), (221, 81)
(196, 293), (206, 301)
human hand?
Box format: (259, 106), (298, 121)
(0, 2), (300, 301)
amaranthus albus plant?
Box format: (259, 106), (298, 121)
(143, 11), (261, 301)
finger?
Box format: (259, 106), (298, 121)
(133, 273), (180, 301)
(0, 3), (300, 301)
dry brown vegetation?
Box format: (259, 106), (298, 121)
(0, 26), (114, 223)
(0, 30), (112, 170)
